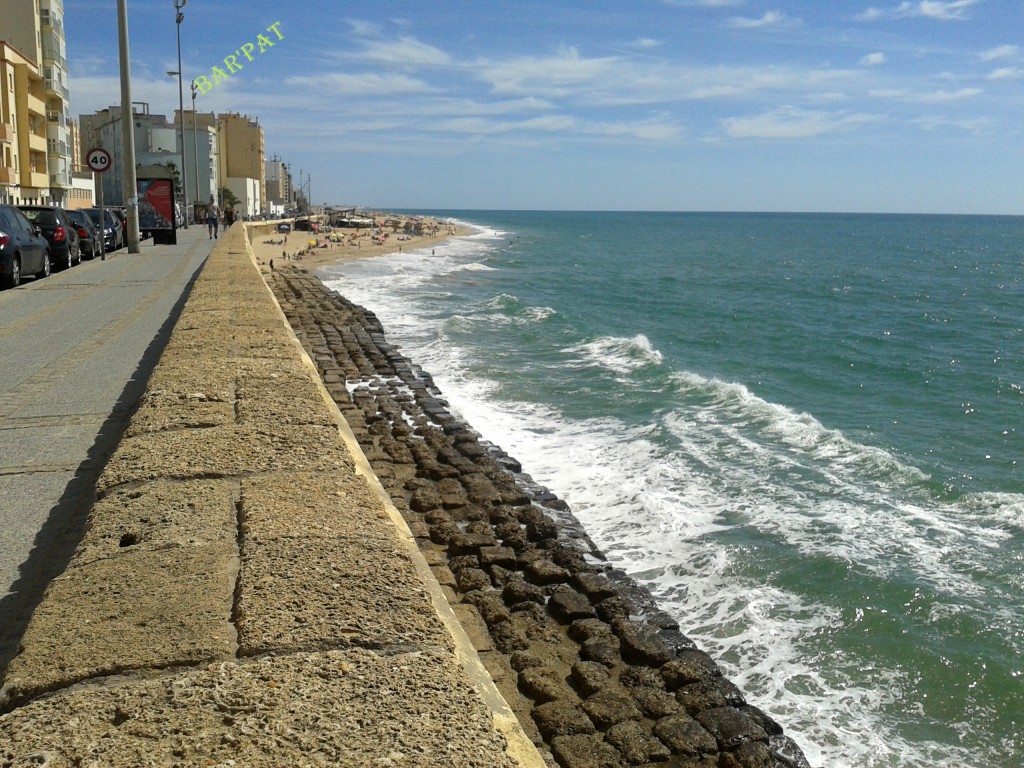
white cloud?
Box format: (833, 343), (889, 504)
(433, 115), (575, 135)
(285, 72), (435, 96)
(357, 36), (451, 67)
(722, 106), (875, 138)
(868, 86), (982, 102)
(987, 67), (1024, 81)
(729, 11), (790, 28)
(586, 118), (682, 141)
(917, 87), (982, 102)
(632, 38), (662, 49)
(662, 0), (743, 6)
(860, 52), (886, 66)
(857, 1), (980, 21)
(476, 46), (622, 99)
(980, 45), (1020, 62)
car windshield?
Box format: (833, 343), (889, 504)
(83, 210), (103, 226)
(22, 209), (58, 225)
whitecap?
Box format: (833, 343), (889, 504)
(566, 334), (665, 374)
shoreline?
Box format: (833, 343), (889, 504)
(268, 263), (814, 766)
(248, 214), (475, 273)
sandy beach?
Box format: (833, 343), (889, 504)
(248, 215), (473, 273)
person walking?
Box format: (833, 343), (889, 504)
(206, 197), (221, 239)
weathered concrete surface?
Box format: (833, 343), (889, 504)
(0, 224), (545, 767)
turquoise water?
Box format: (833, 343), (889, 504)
(320, 211), (1023, 767)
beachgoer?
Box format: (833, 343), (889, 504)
(206, 198), (220, 239)
(269, 259), (274, 271)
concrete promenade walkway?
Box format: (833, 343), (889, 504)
(0, 227), (212, 675)
(0, 224), (542, 766)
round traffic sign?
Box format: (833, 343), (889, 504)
(86, 147), (112, 173)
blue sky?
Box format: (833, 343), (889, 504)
(66, 0), (1023, 213)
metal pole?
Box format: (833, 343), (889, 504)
(97, 170), (106, 260)
(117, 0), (140, 253)
(174, 1), (188, 228)
(191, 80), (199, 225)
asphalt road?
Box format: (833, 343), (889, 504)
(0, 226), (214, 677)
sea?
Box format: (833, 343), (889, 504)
(318, 211), (1023, 768)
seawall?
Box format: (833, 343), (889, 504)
(0, 223), (543, 767)
(0, 222), (813, 767)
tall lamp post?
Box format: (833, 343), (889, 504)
(172, 0), (188, 228)
(190, 79), (200, 219)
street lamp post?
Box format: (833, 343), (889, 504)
(190, 79), (199, 221)
(117, 0), (140, 253)
(172, 0), (188, 228)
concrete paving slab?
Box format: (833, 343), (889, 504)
(0, 649), (522, 768)
(1, 544), (235, 706)
(235, 369), (338, 426)
(236, 535), (452, 656)
(124, 398), (235, 436)
(96, 424), (354, 493)
(71, 479), (238, 566)
(240, 471), (392, 540)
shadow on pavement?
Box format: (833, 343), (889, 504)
(0, 264), (205, 680)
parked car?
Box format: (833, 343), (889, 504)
(276, 222), (291, 233)
(0, 204), (50, 288)
(19, 205), (80, 269)
(67, 209), (100, 260)
(109, 207), (128, 247)
(81, 208), (123, 252)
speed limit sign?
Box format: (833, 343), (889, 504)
(86, 147), (112, 173)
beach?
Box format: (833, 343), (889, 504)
(248, 215), (473, 272)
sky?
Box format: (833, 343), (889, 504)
(65, 0), (1023, 214)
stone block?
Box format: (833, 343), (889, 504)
(2, 546), (235, 706)
(236, 536), (450, 655)
(72, 479), (237, 566)
(0, 650), (523, 767)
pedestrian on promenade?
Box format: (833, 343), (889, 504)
(207, 197), (221, 239)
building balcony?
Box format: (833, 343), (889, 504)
(0, 123), (13, 142)
(23, 171), (49, 189)
(28, 133), (47, 153)
(25, 93), (46, 117)
(0, 167), (16, 184)
(45, 79), (69, 101)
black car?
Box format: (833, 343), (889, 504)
(19, 205), (80, 269)
(0, 204), (50, 288)
(276, 222), (291, 233)
(81, 208), (123, 252)
(67, 209), (101, 259)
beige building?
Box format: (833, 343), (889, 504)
(0, 0), (72, 205)
(216, 113), (264, 215)
(65, 117), (94, 209)
(174, 109), (219, 213)
(0, 40), (50, 205)
(264, 155), (293, 212)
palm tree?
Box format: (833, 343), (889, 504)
(164, 161), (183, 205)
(220, 187), (240, 209)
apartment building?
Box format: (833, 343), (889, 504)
(216, 113), (264, 216)
(0, 40), (49, 205)
(0, 0), (73, 204)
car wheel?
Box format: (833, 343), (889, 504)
(37, 250), (51, 279)
(74, 243), (82, 265)
(1, 257), (19, 289)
